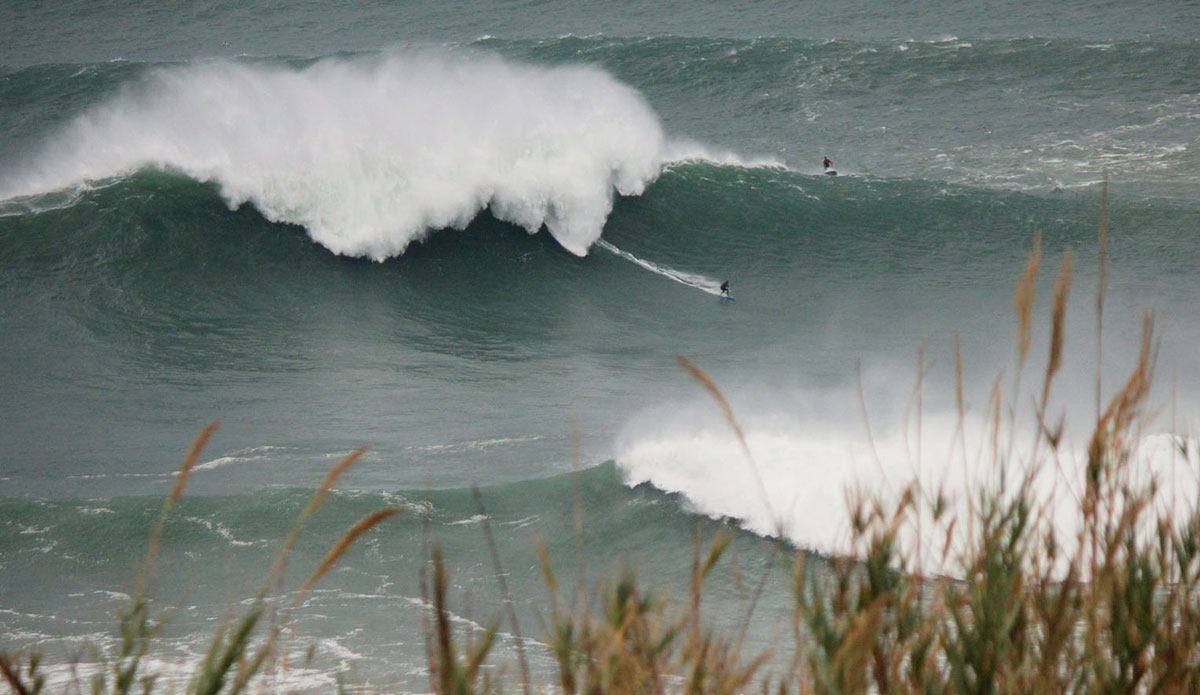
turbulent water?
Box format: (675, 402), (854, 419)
(3, 1), (1199, 690)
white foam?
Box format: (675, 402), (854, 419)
(615, 389), (1200, 573)
(403, 435), (545, 455)
(29, 657), (337, 695)
(0, 51), (670, 259)
(447, 514), (489, 526)
(183, 516), (266, 547)
(194, 445), (289, 471)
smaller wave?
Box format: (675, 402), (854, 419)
(402, 435), (546, 455)
(447, 514), (489, 527)
(616, 395), (1200, 572)
(501, 515), (541, 529)
(194, 445), (291, 472)
(182, 516), (267, 548)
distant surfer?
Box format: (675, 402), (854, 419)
(720, 280), (731, 297)
(823, 157), (837, 176)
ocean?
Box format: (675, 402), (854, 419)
(2, 0), (1198, 690)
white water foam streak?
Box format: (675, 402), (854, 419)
(595, 240), (722, 295)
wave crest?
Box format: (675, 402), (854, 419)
(2, 52), (670, 258)
(615, 395), (1200, 568)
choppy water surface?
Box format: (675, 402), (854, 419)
(3, 1), (1198, 689)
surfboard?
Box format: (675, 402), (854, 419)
(824, 170), (838, 176)
(721, 295), (736, 301)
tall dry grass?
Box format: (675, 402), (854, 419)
(0, 430), (399, 695)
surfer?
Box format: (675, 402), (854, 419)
(823, 157), (838, 176)
(823, 157), (833, 170)
(720, 280), (731, 297)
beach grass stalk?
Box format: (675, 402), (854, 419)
(0, 435), (398, 695)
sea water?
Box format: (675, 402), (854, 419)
(2, 1), (1199, 690)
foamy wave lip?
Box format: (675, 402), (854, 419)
(616, 401), (1200, 571)
(0, 51), (670, 259)
(615, 414), (880, 554)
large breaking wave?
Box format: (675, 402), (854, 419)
(0, 51), (677, 258)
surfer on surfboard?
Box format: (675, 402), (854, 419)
(823, 157), (837, 176)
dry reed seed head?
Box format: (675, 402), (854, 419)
(0, 654), (35, 695)
(941, 517), (958, 560)
(1090, 313), (1158, 474)
(1045, 249), (1074, 391)
(988, 376), (1003, 460)
(136, 421), (221, 601)
(847, 494), (869, 537)
(1042, 415), (1065, 450)
(931, 488), (949, 521)
(895, 485), (917, 522)
(791, 551), (807, 598)
(699, 532), (733, 582)
(170, 420), (219, 504)
(677, 354), (785, 539)
(258, 446), (370, 600)
(296, 507), (401, 603)
(954, 333), (965, 412)
(675, 355), (748, 447)
(537, 542), (561, 597)
(308, 446), (367, 513)
(155, 421), (220, 541)
(1014, 232), (1043, 367)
